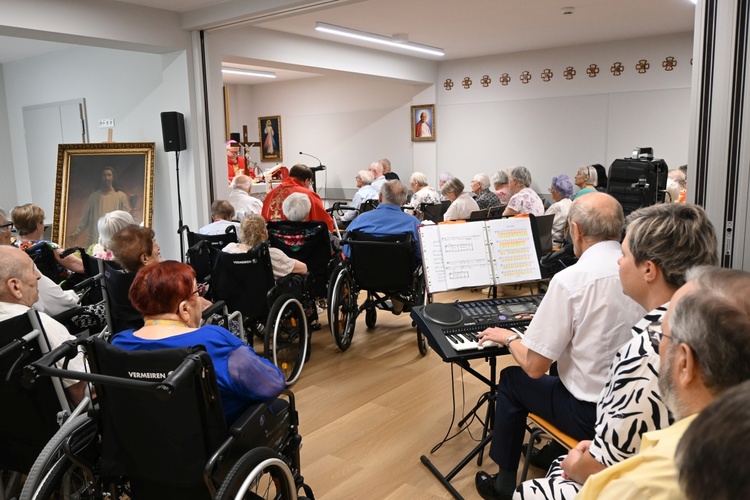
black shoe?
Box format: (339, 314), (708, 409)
(522, 441), (566, 470)
(475, 471), (513, 500)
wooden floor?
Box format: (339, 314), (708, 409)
(287, 286), (546, 500)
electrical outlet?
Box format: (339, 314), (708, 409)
(98, 118), (115, 128)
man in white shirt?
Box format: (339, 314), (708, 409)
(340, 170), (379, 224)
(199, 200), (240, 236)
(0, 246), (87, 404)
(228, 174), (263, 219)
(369, 161), (387, 192)
(475, 193), (644, 500)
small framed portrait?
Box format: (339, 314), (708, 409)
(411, 104), (436, 142)
(258, 115), (283, 162)
(53, 142), (155, 249)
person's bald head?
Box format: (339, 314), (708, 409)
(369, 161), (384, 178)
(233, 175), (252, 192)
(567, 192), (624, 256)
(0, 246), (40, 306)
(0, 209), (11, 246)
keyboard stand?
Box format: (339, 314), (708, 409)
(420, 354), (499, 500)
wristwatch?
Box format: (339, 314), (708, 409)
(505, 333), (522, 347)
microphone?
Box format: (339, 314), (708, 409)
(299, 151), (326, 171)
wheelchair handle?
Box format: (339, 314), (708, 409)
(22, 339), (81, 387)
(155, 354), (204, 400)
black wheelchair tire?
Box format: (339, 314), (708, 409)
(21, 415), (98, 500)
(365, 307), (377, 329)
(264, 295), (308, 386)
(215, 447), (297, 500)
(329, 268), (357, 351)
(417, 328), (428, 356)
(31, 452), (97, 500)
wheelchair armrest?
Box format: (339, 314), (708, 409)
(201, 300), (226, 320)
(52, 306), (86, 325)
(228, 402), (270, 436)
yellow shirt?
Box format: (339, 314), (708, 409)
(576, 414), (697, 500)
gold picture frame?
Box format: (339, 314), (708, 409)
(411, 104), (436, 142)
(258, 115), (282, 162)
(53, 142), (155, 249)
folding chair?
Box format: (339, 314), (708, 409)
(520, 413), (578, 481)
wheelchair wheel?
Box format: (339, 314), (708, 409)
(329, 268), (357, 351)
(21, 415), (99, 500)
(365, 306), (377, 329)
(215, 447), (297, 500)
(265, 295), (308, 385)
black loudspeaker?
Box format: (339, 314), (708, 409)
(160, 111), (187, 152)
(229, 132), (241, 143)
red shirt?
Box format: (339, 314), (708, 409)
(261, 177), (335, 232)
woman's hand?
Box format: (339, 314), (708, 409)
(561, 440), (592, 481)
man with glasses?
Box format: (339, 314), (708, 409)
(226, 140), (248, 183)
(577, 266), (750, 499)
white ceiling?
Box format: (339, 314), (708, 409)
(0, 0), (697, 84)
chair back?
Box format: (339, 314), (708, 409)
(211, 243), (276, 322)
(529, 213), (555, 259)
(469, 209), (489, 220)
(420, 202), (448, 223)
(358, 199), (379, 213)
(0, 310), (70, 473)
(101, 260), (143, 334)
(345, 231), (416, 292)
(186, 226), (238, 253)
(267, 220), (332, 298)
(487, 205), (507, 219)
(84, 337), (226, 499)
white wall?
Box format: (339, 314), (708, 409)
(1, 45), (198, 260)
(0, 65), (15, 213)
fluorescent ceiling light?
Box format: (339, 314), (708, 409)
(221, 67), (276, 78)
(315, 22), (444, 57)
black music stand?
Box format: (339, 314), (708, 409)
(412, 304), (511, 500)
(420, 356), (499, 500)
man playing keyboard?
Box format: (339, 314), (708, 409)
(475, 193), (643, 500)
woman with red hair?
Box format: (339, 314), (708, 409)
(111, 260), (285, 423)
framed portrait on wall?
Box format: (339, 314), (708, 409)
(411, 104), (436, 142)
(258, 115), (282, 162)
(53, 142), (155, 249)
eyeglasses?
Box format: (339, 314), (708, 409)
(646, 322), (672, 352)
(228, 150), (240, 155)
(0, 221), (12, 230)
(548, 187), (556, 193)
(176, 289), (200, 314)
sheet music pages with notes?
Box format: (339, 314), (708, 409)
(419, 218), (541, 293)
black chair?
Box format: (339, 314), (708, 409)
(420, 202), (449, 223)
(468, 208), (490, 220)
(328, 231), (427, 354)
(208, 243), (309, 384)
(267, 220), (335, 300)
(0, 310), (74, 479)
(21, 337), (313, 499)
(487, 205), (507, 218)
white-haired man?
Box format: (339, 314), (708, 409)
(228, 174), (263, 219)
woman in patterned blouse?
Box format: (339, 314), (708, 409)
(502, 166), (545, 217)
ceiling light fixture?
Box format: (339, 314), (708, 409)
(315, 22), (444, 57)
(221, 67), (277, 78)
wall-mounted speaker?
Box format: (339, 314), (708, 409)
(160, 111), (187, 152)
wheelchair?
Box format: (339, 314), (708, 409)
(189, 240), (313, 385)
(327, 230), (428, 355)
(0, 309), (89, 500)
(21, 336), (313, 499)
(22, 241), (87, 290)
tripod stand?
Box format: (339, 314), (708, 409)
(421, 354), (499, 500)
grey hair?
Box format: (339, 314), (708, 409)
(381, 180), (408, 206)
(439, 171), (454, 183)
(491, 171), (509, 186)
(97, 210), (136, 249)
(233, 175), (253, 191)
(668, 168), (687, 188)
(472, 173), (491, 190)
(625, 203), (717, 289)
(441, 178), (465, 197)
(568, 192), (623, 242)
(509, 166), (533, 187)
(282, 192), (311, 222)
(669, 266), (750, 394)
(410, 172), (429, 187)
(578, 165), (598, 186)
(369, 161), (383, 177)
(665, 178), (682, 203)
(357, 170), (374, 185)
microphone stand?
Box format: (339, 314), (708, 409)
(299, 152), (326, 194)
(173, 150), (186, 262)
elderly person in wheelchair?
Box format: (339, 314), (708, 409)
(223, 214), (307, 279)
(111, 260), (286, 423)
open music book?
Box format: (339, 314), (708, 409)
(419, 218), (541, 293)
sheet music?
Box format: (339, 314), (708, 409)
(419, 218), (541, 294)
(485, 218), (541, 284)
(420, 222), (494, 293)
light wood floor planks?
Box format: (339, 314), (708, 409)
(287, 286), (546, 500)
